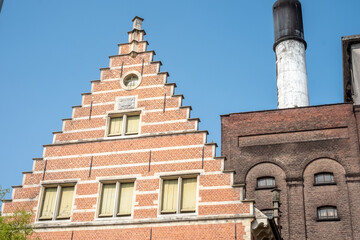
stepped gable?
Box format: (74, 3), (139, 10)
(1, 17), (260, 240)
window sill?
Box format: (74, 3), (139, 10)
(255, 186), (276, 191)
(316, 218), (341, 222)
(313, 182), (337, 186)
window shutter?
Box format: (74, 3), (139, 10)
(40, 187), (57, 219)
(57, 187), (74, 219)
(126, 115), (139, 134)
(99, 184), (116, 217)
(161, 179), (178, 213)
(181, 178), (197, 212)
(117, 183), (134, 215)
(109, 117), (123, 135)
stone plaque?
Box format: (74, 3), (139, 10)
(117, 96), (136, 110)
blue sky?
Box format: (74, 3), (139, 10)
(0, 0), (359, 201)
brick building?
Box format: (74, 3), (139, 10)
(221, 1), (360, 240)
(1, 17), (279, 239)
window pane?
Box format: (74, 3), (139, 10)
(99, 184), (116, 217)
(126, 115), (139, 134)
(57, 187), (74, 219)
(109, 117), (123, 135)
(324, 174), (331, 182)
(315, 173), (334, 184)
(258, 179), (265, 187)
(118, 183), (134, 216)
(181, 178), (197, 212)
(161, 179), (178, 213)
(315, 175), (322, 183)
(257, 177), (275, 188)
(40, 187), (57, 220)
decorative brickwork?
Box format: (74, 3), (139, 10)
(1, 17), (262, 240)
(222, 103), (360, 240)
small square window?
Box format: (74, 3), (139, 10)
(108, 113), (140, 137)
(161, 176), (197, 214)
(98, 181), (134, 218)
(39, 185), (75, 221)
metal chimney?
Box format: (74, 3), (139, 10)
(273, 0), (309, 109)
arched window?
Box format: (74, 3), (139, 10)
(317, 206), (338, 220)
(257, 177), (275, 189)
(314, 172), (335, 185)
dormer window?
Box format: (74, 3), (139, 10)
(317, 206), (339, 221)
(314, 173), (335, 185)
(257, 177), (276, 189)
(108, 112), (140, 137)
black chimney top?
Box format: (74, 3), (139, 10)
(273, 0), (306, 50)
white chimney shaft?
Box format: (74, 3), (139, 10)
(276, 40), (309, 108)
(273, 0), (309, 109)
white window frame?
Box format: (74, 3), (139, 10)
(159, 174), (199, 215)
(37, 183), (76, 221)
(97, 179), (136, 219)
(106, 111), (141, 137)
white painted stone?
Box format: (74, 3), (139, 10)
(351, 44), (360, 105)
(275, 40), (309, 109)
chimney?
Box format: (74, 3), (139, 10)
(273, 0), (309, 109)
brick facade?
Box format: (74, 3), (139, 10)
(222, 103), (360, 240)
(0, 17), (267, 240)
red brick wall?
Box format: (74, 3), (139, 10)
(2, 20), (253, 240)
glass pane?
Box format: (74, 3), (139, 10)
(319, 209), (327, 217)
(57, 187), (74, 219)
(267, 178), (275, 186)
(126, 115), (139, 134)
(328, 208), (335, 217)
(40, 187), (57, 220)
(161, 179), (178, 213)
(118, 183), (134, 216)
(109, 117), (123, 135)
(324, 174), (331, 182)
(315, 175), (322, 183)
(99, 184), (116, 217)
(181, 178), (197, 212)
(124, 75), (139, 87)
(258, 179), (265, 187)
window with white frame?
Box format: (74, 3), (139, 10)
(161, 176), (197, 214)
(39, 185), (75, 221)
(108, 112), (140, 137)
(98, 181), (135, 218)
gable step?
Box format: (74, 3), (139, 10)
(109, 50), (155, 59)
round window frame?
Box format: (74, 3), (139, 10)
(120, 71), (142, 90)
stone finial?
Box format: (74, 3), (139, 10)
(132, 16), (144, 30)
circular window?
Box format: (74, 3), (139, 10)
(120, 72), (142, 90)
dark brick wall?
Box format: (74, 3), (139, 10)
(221, 103), (360, 240)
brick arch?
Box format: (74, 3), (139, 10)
(241, 161), (287, 185)
(302, 158), (351, 239)
(302, 157), (347, 177)
(244, 163), (289, 240)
